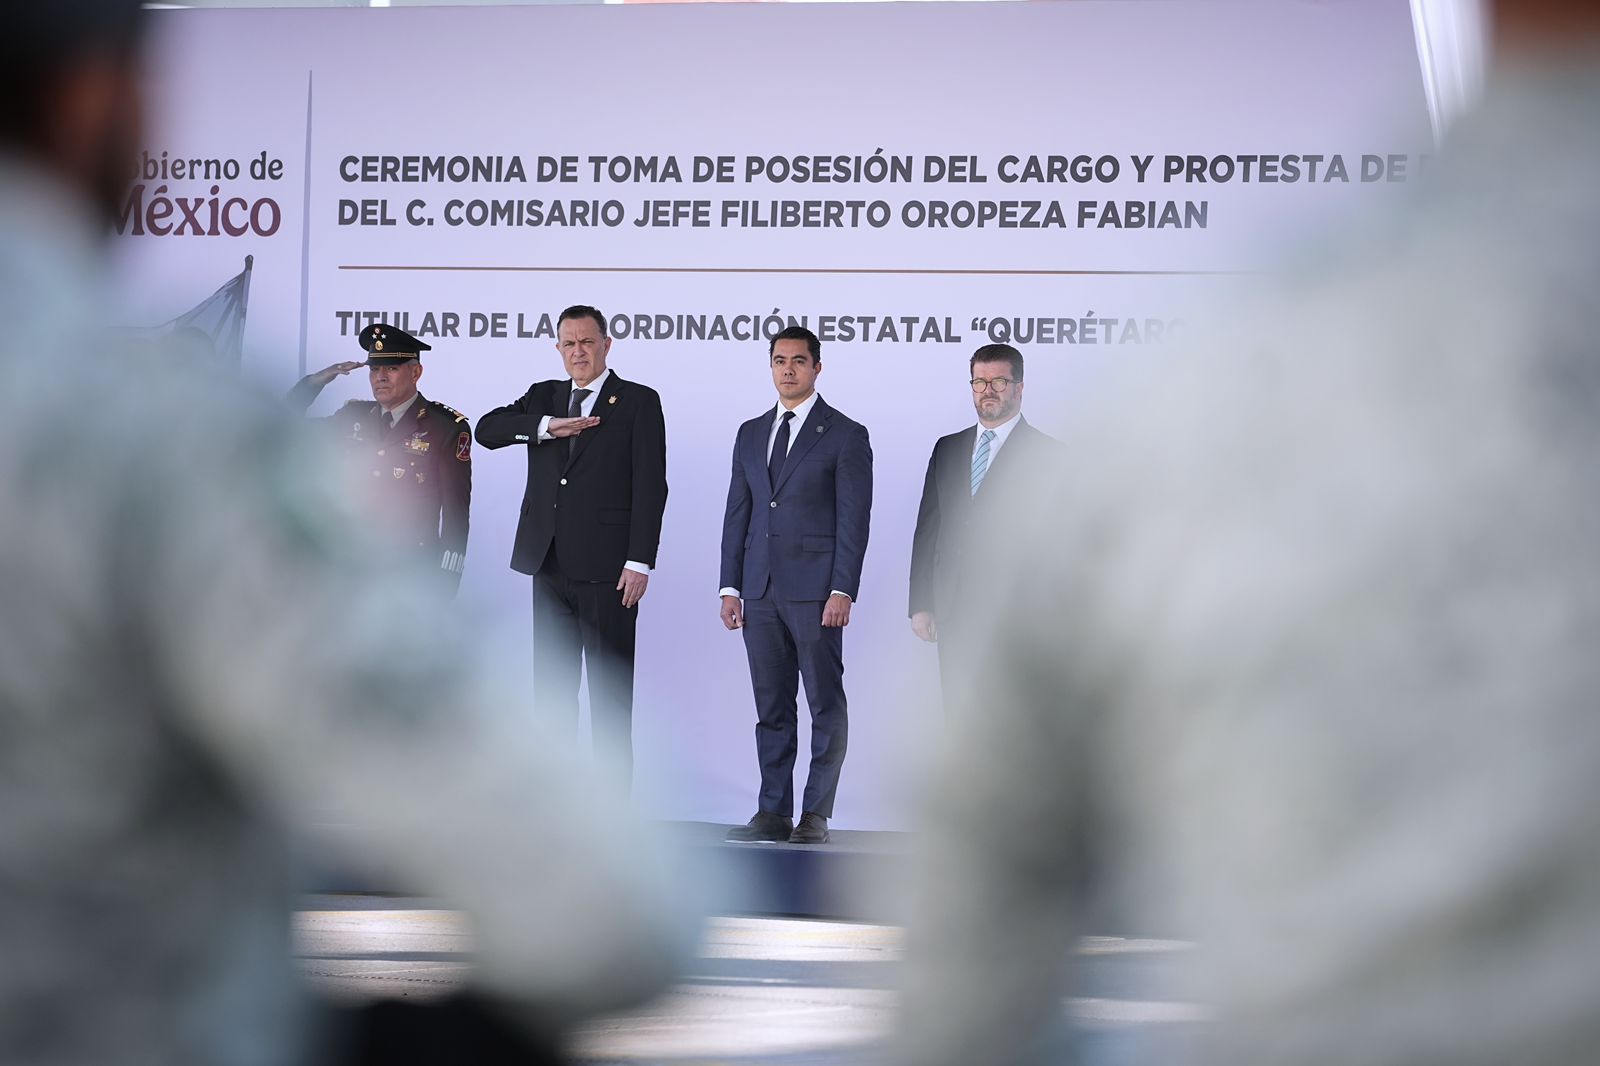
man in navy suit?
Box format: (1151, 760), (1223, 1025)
(475, 305), (668, 786)
(909, 343), (1057, 696)
(719, 326), (873, 844)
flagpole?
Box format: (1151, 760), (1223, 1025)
(239, 254), (254, 339)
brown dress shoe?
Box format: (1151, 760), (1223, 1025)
(788, 812), (830, 844)
(725, 811), (794, 842)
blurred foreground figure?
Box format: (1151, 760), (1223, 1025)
(894, 3), (1600, 1064)
(0, 6), (692, 1066)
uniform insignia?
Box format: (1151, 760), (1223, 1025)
(608, 395), (617, 405)
(403, 433), (430, 453)
(374, 340), (383, 351)
(393, 468), (404, 479)
(352, 423), (360, 436)
(456, 430), (471, 462)
(416, 471), (427, 484)
(435, 401), (469, 424)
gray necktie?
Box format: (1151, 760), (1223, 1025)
(971, 428), (996, 496)
(568, 388), (591, 458)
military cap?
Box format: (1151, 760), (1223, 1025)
(359, 323), (431, 365)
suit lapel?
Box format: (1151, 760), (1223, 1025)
(943, 424), (978, 505)
(565, 372), (618, 471)
(408, 393), (430, 442)
(757, 411), (780, 495)
(555, 379), (574, 458)
(772, 395), (831, 496)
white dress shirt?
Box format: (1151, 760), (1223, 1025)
(721, 391), (849, 601)
(536, 368), (612, 439)
(972, 410), (1023, 466)
(766, 390), (821, 463)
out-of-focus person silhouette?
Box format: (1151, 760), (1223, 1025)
(893, 3), (1600, 1065)
(0, 6), (693, 1066)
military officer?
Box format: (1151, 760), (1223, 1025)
(289, 323), (472, 595)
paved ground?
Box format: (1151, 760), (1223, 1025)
(296, 895), (1203, 1064)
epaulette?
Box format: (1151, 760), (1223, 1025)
(339, 399), (369, 411)
(433, 400), (469, 424)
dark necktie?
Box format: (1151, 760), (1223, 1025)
(768, 410), (794, 489)
(568, 388), (591, 458)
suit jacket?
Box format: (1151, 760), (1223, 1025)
(292, 383), (472, 594)
(475, 371), (667, 581)
(720, 395), (872, 602)
(908, 417), (1054, 619)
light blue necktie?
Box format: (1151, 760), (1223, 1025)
(970, 428), (996, 496)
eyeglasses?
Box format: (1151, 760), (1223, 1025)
(970, 377), (1017, 393)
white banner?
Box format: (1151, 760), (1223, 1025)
(111, 0), (1428, 828)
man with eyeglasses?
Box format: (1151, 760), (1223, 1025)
(908, 343), (1056, 694)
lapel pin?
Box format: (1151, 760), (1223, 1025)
(816, 425), (824, 433)
(608, 395), (617, 405)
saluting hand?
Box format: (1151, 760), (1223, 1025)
(720, 595), (744, 630)
(618, 568), (649, 609)
(309, 361), (365, 386)
(548, 416), (600, 438)
(911, 610), (938, 643)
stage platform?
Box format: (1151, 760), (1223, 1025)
(668, 820), (911, 924)
(296, 902), (1201, 1065)
(312, 820), (912, 924)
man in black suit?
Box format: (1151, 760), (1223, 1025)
(719, 326), (873, 845)
(289, 323), (473, 597)
(909, 343), (1055, 692)
(475, 305), (668, 785)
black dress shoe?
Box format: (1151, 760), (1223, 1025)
(788, 812), (830, 844)
(725, 811), (793, 842)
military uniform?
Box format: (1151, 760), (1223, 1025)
(289, 324), (472, 594)
(328, 393), (471, 588)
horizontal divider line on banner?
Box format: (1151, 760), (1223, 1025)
(337, 265), (1244, 276)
